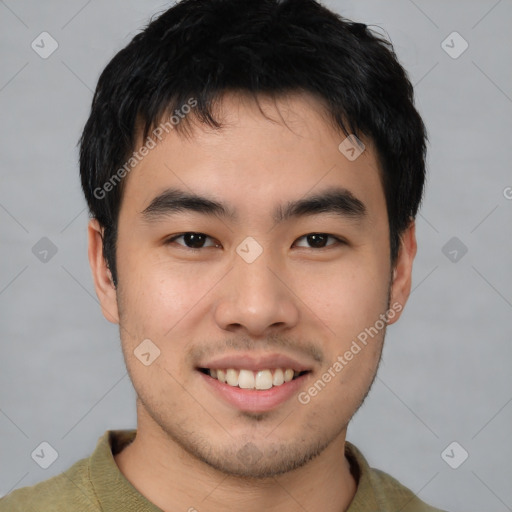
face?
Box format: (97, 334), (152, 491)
(89, 92), (415, 478)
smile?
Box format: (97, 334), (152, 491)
(199, 368), (309, 390)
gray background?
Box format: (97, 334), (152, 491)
(1, 1), (511, 510)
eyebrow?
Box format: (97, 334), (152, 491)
(140, 186), (366, 225)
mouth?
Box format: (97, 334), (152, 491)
(198, 367), (310, 390)
(196, 353), (314, 412)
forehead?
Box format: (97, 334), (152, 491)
(119, 92), (385, 223)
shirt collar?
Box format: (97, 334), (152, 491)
(89, 429), (161, 512)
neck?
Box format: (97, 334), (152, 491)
(114, 413), (357, 512)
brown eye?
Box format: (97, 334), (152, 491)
(294, 233), (341, 249)
(167, 232), (219, 249)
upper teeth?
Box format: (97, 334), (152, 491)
(208, 368), (299, 390)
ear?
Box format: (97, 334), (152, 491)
(387, 220), (417, 325)
(87, 218), (120, 324)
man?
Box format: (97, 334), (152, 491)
(0, 0), (448, 510)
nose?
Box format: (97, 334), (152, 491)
(213, 249), (300, 337)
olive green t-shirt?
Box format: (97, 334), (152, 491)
(0, 430), (447, 511)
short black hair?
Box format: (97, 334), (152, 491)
(80, 0), (427, 287)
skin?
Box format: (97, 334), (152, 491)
(88, 92), (416, 512)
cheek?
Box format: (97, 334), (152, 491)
(116, 250), (220, 342)
(296, 263), (388, 414)
(292, 255), (390, 339)
(116, 265), (204, 389)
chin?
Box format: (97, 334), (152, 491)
(185, 437), (330, 479)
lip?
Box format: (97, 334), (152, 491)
(198, 369), (310, 413)
(197, 352), (312, 372)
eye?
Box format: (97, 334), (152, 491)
(293, 233), (343, 249)
(165, 232), (220, 249)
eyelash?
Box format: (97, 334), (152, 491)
(164, 232), (346, 251)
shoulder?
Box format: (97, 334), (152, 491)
(368, 466), (448, 511)
(0, 456), (99, 512)
(345, 441), (449, 512)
